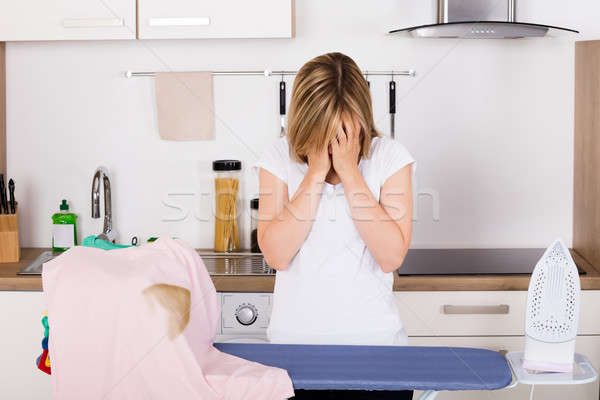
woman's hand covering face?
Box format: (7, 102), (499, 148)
(331, 112), (361, 180)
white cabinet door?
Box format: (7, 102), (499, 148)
(409, 336), (600, 400)
(0, 0), (135, 41)
(138, 0), (293, 39)
(0, 292), (52, 400)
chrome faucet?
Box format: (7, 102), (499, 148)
(91, 167), (117, 243)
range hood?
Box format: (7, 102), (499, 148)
(390, 0), (578, 39)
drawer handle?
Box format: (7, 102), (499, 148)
(442, 304), (510, 315)
(62, 18), (124, 28)
(148, 17), (211, 27)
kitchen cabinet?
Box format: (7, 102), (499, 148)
(396, 291), (600, 399)
(0, 0), (135, 41)
(396, 290), (600, 336)
(1, 289), (598, 399)
(0, 292), (51, 399)
(138, 0), (294, 39)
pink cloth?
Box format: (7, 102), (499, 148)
(42, 238), (294, 400)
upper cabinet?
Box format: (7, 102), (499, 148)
(0, 0), (136, 41)
(0, 0), (294, 41)
(138, 0), (294, 39)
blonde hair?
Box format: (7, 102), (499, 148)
(287, 52), (379, 163)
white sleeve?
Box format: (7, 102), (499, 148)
(252, 138), (289, 184)
(379, 138), (416, 186)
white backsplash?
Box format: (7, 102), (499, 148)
(7, 0), (600, 249)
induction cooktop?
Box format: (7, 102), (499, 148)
(397, 248), (585, 276)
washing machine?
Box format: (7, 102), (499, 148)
(215, 292), (272, 343)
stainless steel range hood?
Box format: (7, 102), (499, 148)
(390, 0), (578, 39)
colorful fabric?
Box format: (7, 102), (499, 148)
(36, 312), (51, 374)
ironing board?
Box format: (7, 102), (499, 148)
(215, 343), (513, 399)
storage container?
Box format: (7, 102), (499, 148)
(250, 198), (260, 253)
(213, 160), (241, 252)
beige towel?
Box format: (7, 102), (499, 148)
(155, 71), (215, 141)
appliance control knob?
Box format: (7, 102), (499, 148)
(235, 304), (258, 326)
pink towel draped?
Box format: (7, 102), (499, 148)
(42, 237), (294, 400)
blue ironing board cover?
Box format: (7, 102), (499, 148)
(215, 343), (512, 391)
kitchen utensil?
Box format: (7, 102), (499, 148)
(364, 73), (370, 88)
(523, 238), (580, 372)
(0, 174), (7, 214)
(279, 79), (286, 137)
(389, 79), (396, 139)
(0, 202), (19, 263)
(8, 179), (15, 214)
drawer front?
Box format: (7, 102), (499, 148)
(409, 336), (600, 400)
(395, 291), (527, 336)
(396, 291), (600, 336)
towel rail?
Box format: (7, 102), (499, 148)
(124, 69), (416, 78)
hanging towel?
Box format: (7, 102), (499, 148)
(42, 237), (294, 400)
(155, 71), (215, 141)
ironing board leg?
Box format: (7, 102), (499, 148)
(417, 390), (439, 400)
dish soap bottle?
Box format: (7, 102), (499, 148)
(52, 199), (78, 252)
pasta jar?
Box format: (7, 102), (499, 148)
(213, 160), (242, 252)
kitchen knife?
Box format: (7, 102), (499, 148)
(279, 80), (286, 137)
(0, 174), (7, 214)
(8, 179), (15, 214)
(389, 80), (396, 139)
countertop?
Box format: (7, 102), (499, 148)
(2, 248), (600, 292)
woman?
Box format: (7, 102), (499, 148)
(254, 53), (414, 400)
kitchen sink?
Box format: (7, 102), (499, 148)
(18, 250), (275, 276)
(198, 252), (275, 275)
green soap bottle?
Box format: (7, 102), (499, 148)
(52, 200), (78, 252)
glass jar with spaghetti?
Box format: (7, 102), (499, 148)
(212, 160), (242, 252)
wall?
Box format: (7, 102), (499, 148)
(6, 0), (600, 249)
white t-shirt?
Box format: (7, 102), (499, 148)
(254, 135), (415, 346)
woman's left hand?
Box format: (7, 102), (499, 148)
(331, 113), (361, 182)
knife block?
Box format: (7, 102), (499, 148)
(0, 206), (20, 263)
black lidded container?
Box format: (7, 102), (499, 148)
(250, 198), (260, 253)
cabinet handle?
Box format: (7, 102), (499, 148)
(62, 18), (124, 28)
(442, 304), (510, 315)
(148, 17), (211, 27)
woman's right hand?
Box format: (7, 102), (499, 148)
(307, 146), (330, 181)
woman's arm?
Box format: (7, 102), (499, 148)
(257, 148), (330, 270)
(339, 166), (413, 273)
(332, 114), (413, 273)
